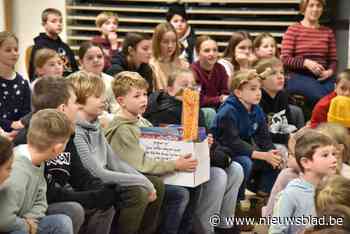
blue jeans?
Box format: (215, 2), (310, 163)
(234, 156), (280, 199)
(8, 214), (73, 234)
(159, 185), (190, 234)
(233, 156), (253, 201)
(287, 73), (335, 105)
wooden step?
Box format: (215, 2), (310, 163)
(114, 0), (299, 3)
(67, 15), (295, 27)
(66, 25), (284, 38)
(66, 4), (299, 16)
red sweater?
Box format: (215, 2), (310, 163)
(191, 61), (229, 108)
(281, 23), (337, 74)
(310, 91), (337, 128)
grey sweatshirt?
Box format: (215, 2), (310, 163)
(269, 178), (316, 234)
(0, 145), (47, 232)
(74, 118), (155, 193)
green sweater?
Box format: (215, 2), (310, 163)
(0, 145), (47, 232)
(105, 116), (177, 175)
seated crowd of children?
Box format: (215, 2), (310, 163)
(1, 0), (350, 234)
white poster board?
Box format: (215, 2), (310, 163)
(140, 138), (210, 187)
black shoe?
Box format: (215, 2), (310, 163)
(215, 225), (240, 234)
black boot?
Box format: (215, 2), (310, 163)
(215, 225), (240, 234)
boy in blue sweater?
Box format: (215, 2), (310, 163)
(211, 70), (282, 200)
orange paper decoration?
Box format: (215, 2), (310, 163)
(182, 88), (200, 141)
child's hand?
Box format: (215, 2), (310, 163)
(25, 218), (38, 234)
(220, 95), (229, 103)
(148, 191), (157, 202)
(175, 154), (198, 172)
(265, 149), (282, 169)
(207, 134), (214, 148)
(11, 120), (24, 130)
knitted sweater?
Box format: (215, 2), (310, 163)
(191, 61), (229, 108)
(0, 145), (47, 232)
(0, 73), (31, 132)
(150, 57), (188, 91)
(281, 23), (337, 75)
(105, 116), (177, 175)
(74, 118), (155, 193)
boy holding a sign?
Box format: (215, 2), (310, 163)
(106, 71), (198, 234)
(144, 68), (243, 234)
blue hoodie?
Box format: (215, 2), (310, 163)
(211, 95), (274, 158)
(269, 178), (317, 234)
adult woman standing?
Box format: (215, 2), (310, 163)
(281, 0), (337, 105)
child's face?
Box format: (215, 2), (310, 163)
(303, 145), (338, 176)
(101, 18), (118, 36)
(255, 37), (276, 59)
(131, 39), (152, 65)
(44, 14), (63, 36)
(235, 39), (252, 61)
(169, 14), (188, 37)
(168, 73), (195, 97)
(37, 56), (64, 78)
(60, 90), (80, 124)
(81, 46), (105, 75)
(235, 78), (262, 107)
(0, 156), (13, 186)
(198, 40), (218, 68)
(335, 79), (350, 97)
(83, 93), (106, 119)
(0, 37), (19, 67)
(160, 31), (177, 59)
(261, 64), (285, 94)
(119, 87), (148, 117)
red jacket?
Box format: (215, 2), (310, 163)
(310, 91), (337, 128)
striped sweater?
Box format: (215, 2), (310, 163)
(281, 23), (337, 74)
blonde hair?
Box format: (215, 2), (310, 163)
(34, 48), (59, 69)
(299, 0), (326, 14)
(316, 175), (350, 213)
(67, 71), (105, 105)
(230, 69), (260, 91)
(152, 22), (179, 61)
(167, 68), (194, 87)
(112, 71), (149, 98)
(317, 123), (350, 166)
(95, 12), (118, 28)
(336, 69), (350, 84)
(28, 109), (73, 151)
(254, 57), (283, 78)
(0, 31), (18, 47)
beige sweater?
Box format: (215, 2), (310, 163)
(150, 57), (188, 91)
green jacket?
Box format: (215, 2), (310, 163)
(105, 116), (177, 175)
(0, 145), (47, 232)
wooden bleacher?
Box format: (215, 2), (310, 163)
(65, 0), (301, 52)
